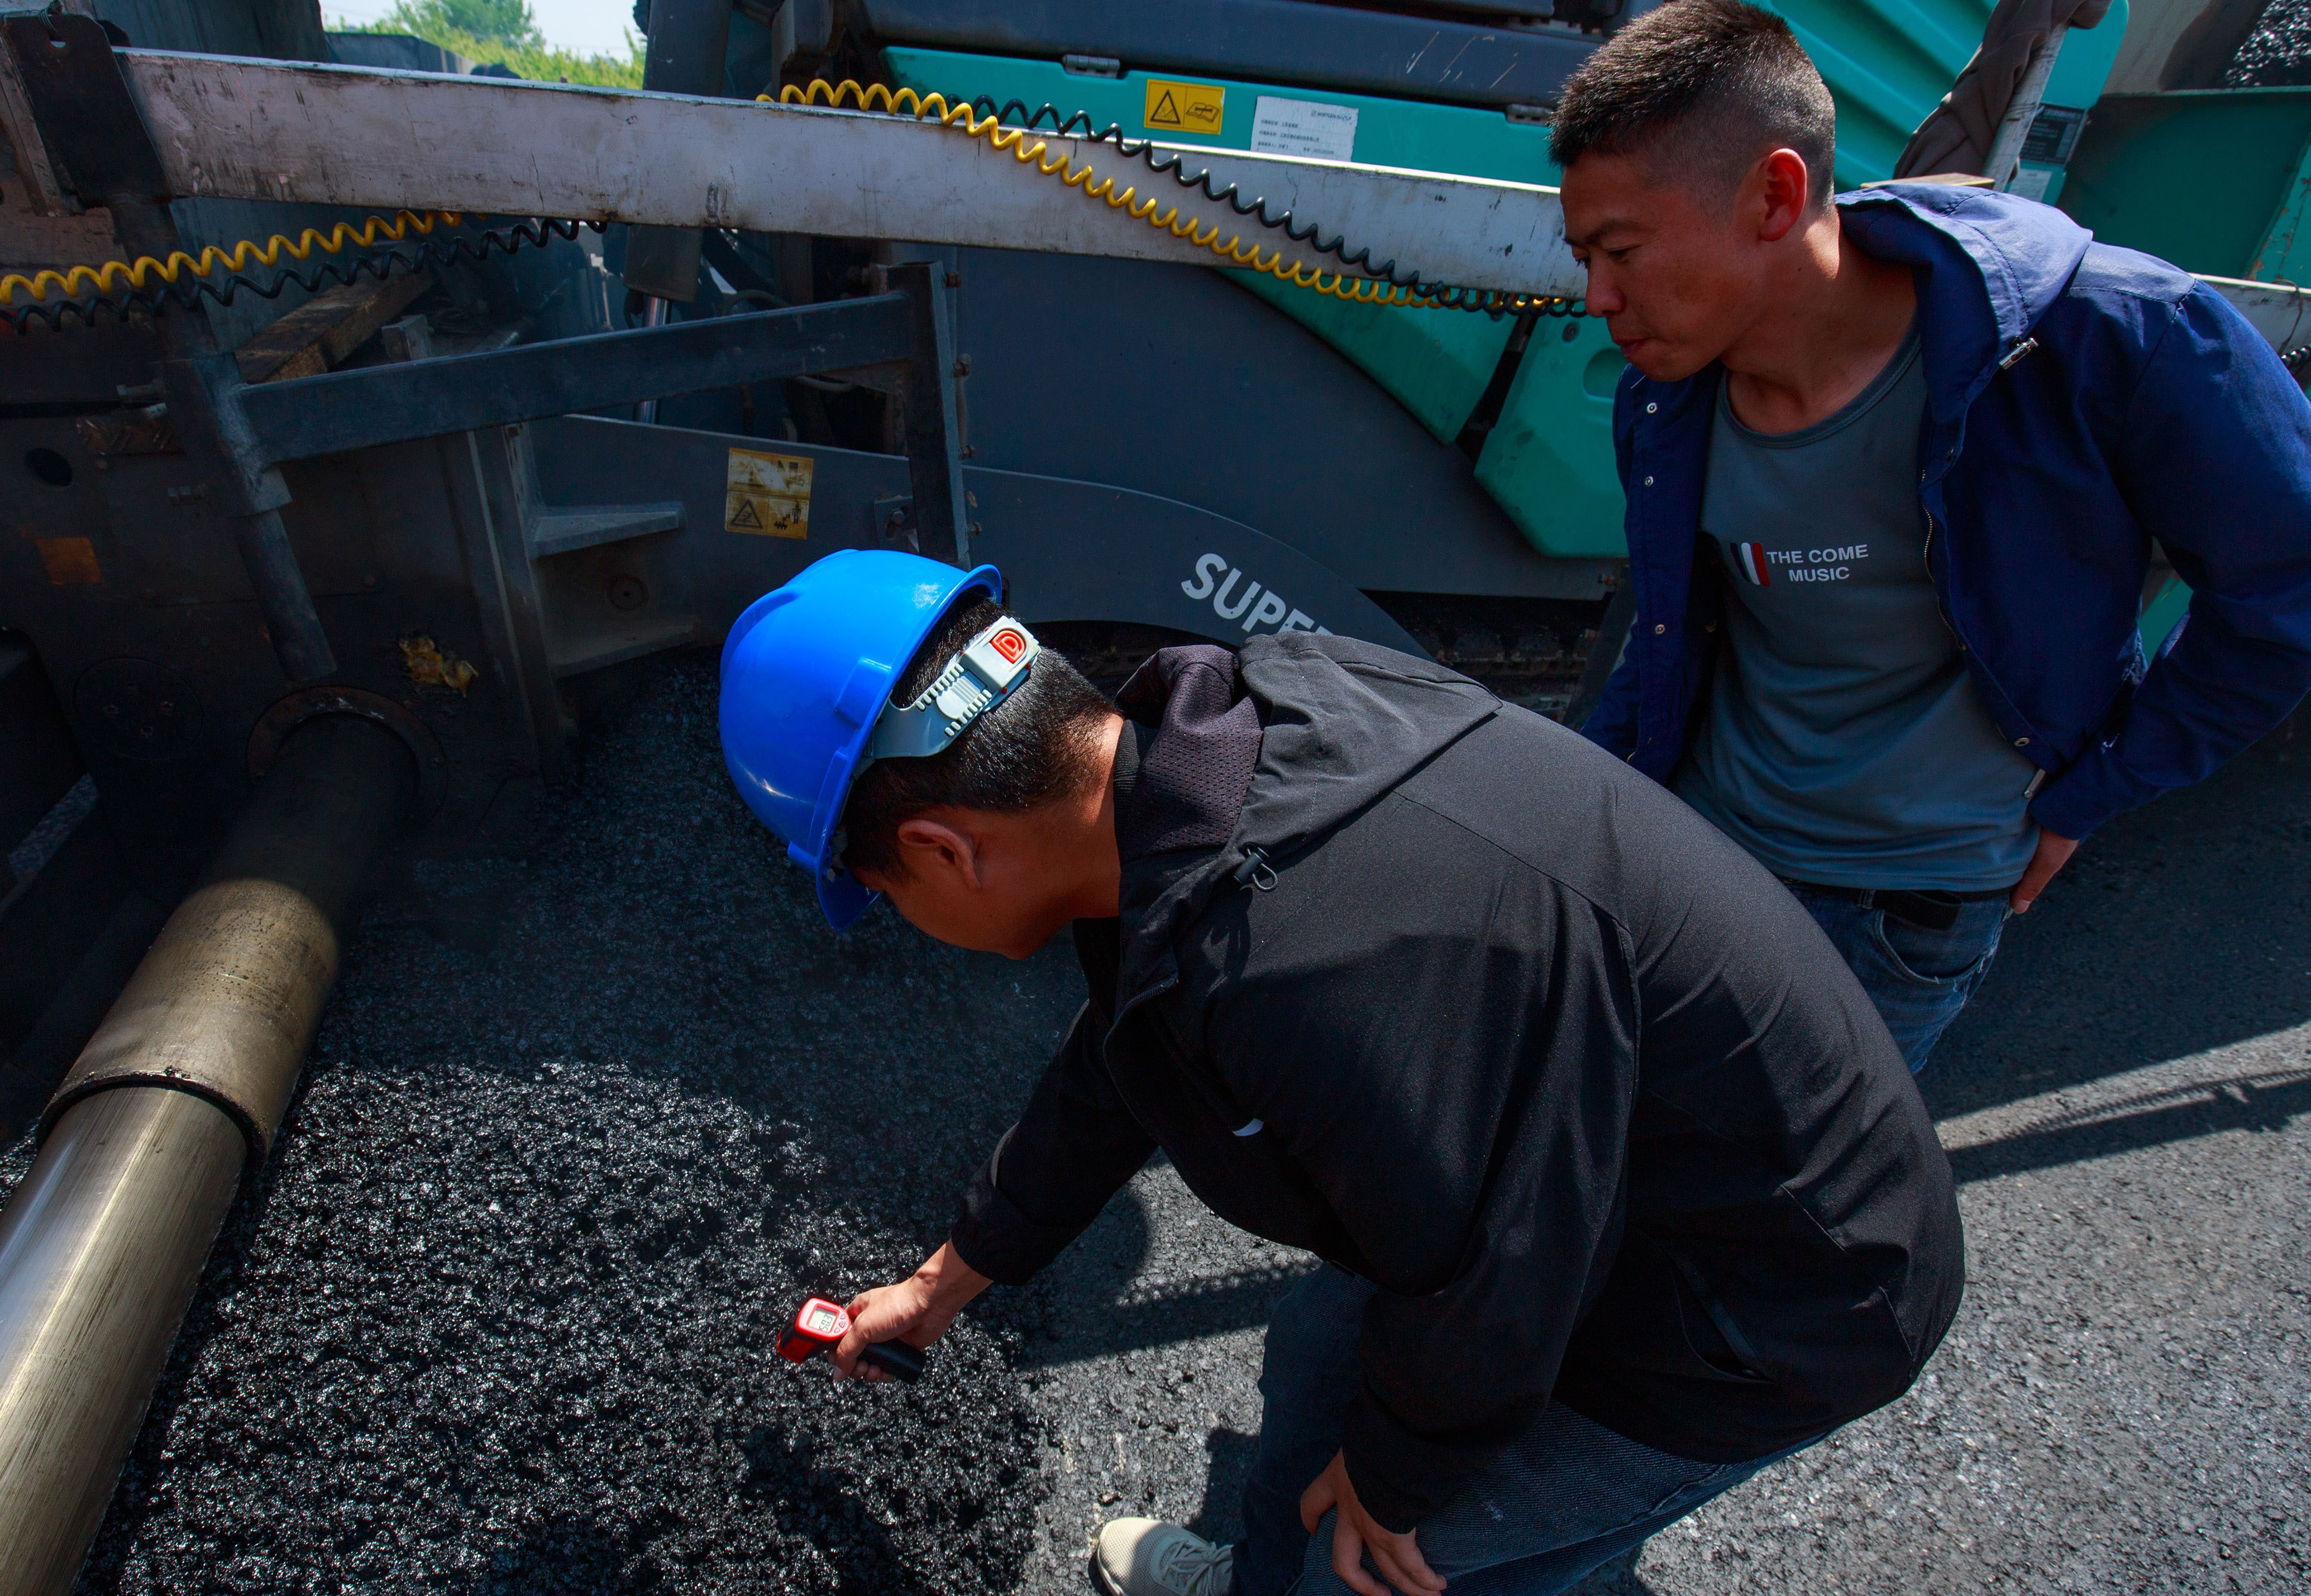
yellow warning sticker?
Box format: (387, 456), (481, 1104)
(1143, 78), (1225, 137)
(725, 448), (812, 538)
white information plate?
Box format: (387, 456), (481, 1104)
(1249, 96), (1358, 162)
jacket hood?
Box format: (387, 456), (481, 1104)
(1233, 632), (1501, 863)
(1837, 185), (2093, 423)
(1115, 634), (1499, 1004)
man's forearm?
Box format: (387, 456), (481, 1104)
(913, 1241), (994, 1318)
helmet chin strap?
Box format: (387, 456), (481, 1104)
(864, 617), (1042, 763)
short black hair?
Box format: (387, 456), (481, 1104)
(839, 595), (1114, 878)
(1549, 0), (1838, 212)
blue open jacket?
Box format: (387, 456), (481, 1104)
(1581, 184), (2311, 843)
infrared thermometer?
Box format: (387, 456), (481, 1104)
(775, 1297), (929, 1384)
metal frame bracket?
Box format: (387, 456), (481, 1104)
(0, 10), (79, 214)
(880, 261), (973, 565)
(0, 12), (168, 208)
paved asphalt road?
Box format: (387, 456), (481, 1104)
(9, 656), (2304, 1594)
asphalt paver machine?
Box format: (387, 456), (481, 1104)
(0, 0), (2304, 1587)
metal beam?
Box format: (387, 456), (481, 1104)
(116, 51), (1586, 299)
(236, 294), (915, 464)
(62, 46), (2311, 367)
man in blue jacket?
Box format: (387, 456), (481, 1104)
(1559, 0), (2311, 1069)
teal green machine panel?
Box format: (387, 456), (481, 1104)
(1474, 326), (1638, 558)
(884, 48), (1549, 442)
(1223, 282), (1528, 441)
(2062, 89), (2311, 279)
(884, 48), (1626, 555)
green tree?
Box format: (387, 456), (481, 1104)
(338, 0), (643, 85)
(381, 0), (542, 48)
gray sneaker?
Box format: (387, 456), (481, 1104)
(1089, 1517), (1235, 1596)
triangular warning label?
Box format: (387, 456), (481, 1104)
(730, 498), (764, 529)
(1148, 89), (1182, 127)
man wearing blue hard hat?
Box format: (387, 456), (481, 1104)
(721, 547), (1966, 1596)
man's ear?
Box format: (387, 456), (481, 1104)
(892, 815), (983, 888)
(1751, 147), (1813, 245)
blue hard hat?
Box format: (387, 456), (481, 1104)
(719, 549), (1003, 928)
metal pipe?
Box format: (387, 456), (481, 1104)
(110, 189), (336, 686)
(0, 714), (415, 1596)
(118, 51), (1586, 300)
(0, 1091), (245, 1594)
(155, 348), (338, 686)
(229, 507), (338, 685)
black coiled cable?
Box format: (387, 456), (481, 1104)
(965, 96), (1584, 318)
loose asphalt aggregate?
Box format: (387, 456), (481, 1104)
(3, 651), (2304, 1595)
(2230, 0), (2311, 86)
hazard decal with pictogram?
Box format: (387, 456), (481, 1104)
(1143, 79), (1225, 135)
(725, 447), (813, 538)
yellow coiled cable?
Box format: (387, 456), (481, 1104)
(773, 80), (1570, 313)
(0, 210), (462, 308)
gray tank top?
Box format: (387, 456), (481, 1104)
(1671, 329), (2040, 890)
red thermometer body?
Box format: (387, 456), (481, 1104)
(776, 1297), (928, 1383)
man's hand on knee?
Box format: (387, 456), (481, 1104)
(1299, 1450), (1446, 1595)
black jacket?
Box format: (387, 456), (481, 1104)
(950, 635), (1966, 1531)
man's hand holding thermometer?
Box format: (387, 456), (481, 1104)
(787, 1241), (992, 1383)
(779, 1298), (930, 1381)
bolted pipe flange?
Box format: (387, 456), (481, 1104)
(247, 685), (447, 822)
(42, 714), (418, 1161)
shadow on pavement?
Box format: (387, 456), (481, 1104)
(1564, 1546), (1659, 1594)
(1925, 713), (2311, 1121)
(1186, 1427), (1259, 1547)
(1018, 1260), (1319, 1370)
(1946, 1066), (2311, 1184)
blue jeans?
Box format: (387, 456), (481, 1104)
(1788, 887), (2010, 1073)
(1237, 1266), (1818, 1596)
